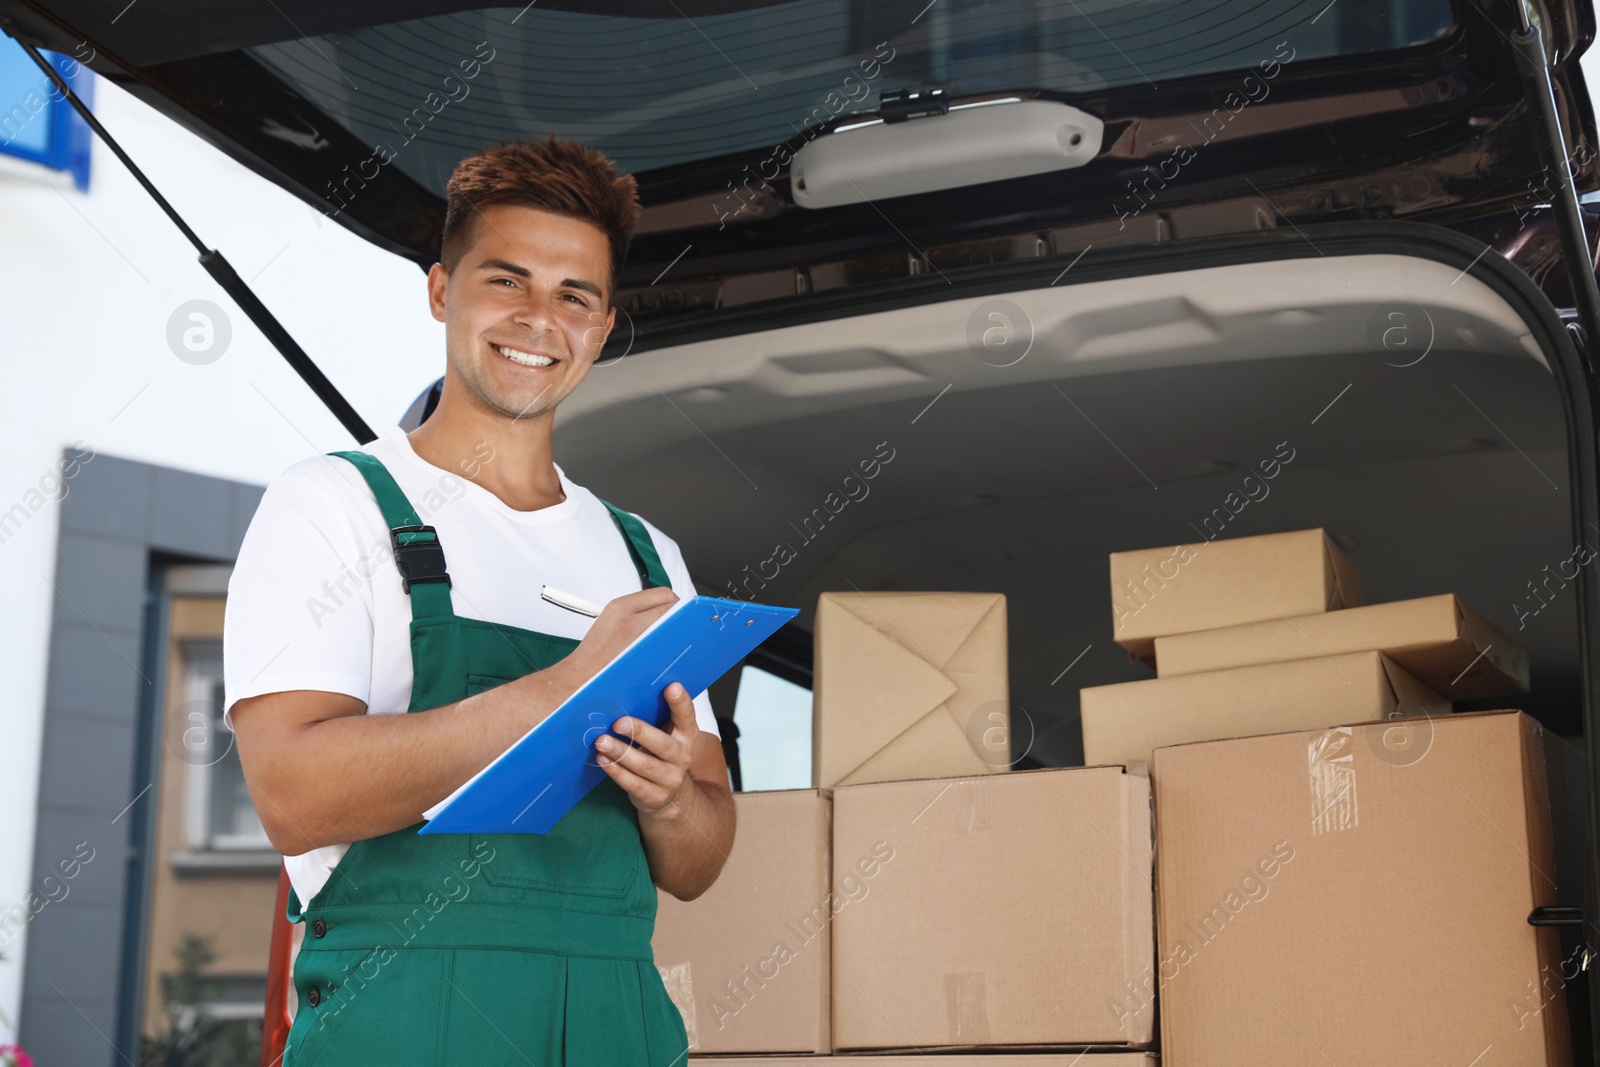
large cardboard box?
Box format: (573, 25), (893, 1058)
(1153, 593), (1528, 698)
(652, 789), (831, 1054)
(831, 766), (1154, 1050)
(1151, 710), (1570, 1067)
(813, 591), (1009, 788)
(1080, 650), (1446, 769)
(1110, 528), (1362, 664)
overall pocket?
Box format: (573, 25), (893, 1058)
(289, 944), (445, 1067)
(470, 788), (643, 900)
(462, 675), (647, 903)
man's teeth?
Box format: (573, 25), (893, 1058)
(496, 345), (555, 367)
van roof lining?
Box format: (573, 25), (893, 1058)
(559, 252), (1547, 441)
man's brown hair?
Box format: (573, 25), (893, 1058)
(440, 134), (641, 298)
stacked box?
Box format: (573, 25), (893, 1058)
(829, 766), (1154, 1051)
(1109, 528), (1362, 666)
(1080, 527), (1568, 1065)
(1150, 710), (1570, 1066)
(1086, 528), (1530, 769)
(660, 536), (1569, 1065)
(1080, 650), (1447, 769)
(1152, 593), (1528, 698)
(812, 591), (1011, 788)
(652, 789), (832, 1054)
(660, 591), (1160, 1060)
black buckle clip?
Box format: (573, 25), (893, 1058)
(389, 524), (451, 593)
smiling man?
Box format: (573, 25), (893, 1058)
(224, 135), (731, 1065)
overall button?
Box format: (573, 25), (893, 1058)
(311, 918), (327, 938)
(307, 986), (321, 1008)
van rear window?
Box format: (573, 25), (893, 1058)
(247, 0), (1454, 191)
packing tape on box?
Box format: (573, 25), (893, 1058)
(657, 961), (699, 1049)
(944, 971), (992, 1044)
(1307, 726), (1359, 835)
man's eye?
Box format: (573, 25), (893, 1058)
(492, 277), (517, 288)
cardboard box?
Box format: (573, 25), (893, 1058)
(651, 789), (831, 1054)
(1110, 528), (1362, 664)
(691, 1056), (1158, 1065)
(831, 766), (1154, 1050)
(813, 591), (1009, 789)
(1080, 650), (1446, 770)
(1150, 710), (1570, 1067)
(1153, 593), (1528, 698)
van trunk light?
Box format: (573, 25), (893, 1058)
(790, 99), (1103, 210)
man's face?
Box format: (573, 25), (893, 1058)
(427, 204), (616, 422)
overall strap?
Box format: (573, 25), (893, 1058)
(599, 500), (671, 590)
(328, 451), (454, 620)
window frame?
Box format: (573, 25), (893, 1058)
(178, 638), (271, 854)
(0, 39), (94, 190)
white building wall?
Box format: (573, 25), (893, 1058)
(0, 75), (444, 1039)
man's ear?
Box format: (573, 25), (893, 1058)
(427, 262), (449, 323)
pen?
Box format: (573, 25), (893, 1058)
(541, 585), (604, 618)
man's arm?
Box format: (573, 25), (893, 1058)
(596, 683), (736, 901)
(232, 586), (681, 855)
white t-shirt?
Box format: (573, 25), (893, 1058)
(222, 424), (717, 906)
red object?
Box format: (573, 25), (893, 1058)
(0, 1043), (37, 1067)
(261, 865), (294, 1067)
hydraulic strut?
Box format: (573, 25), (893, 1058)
(1, 28), (378, 446)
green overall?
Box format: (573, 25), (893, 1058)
(281, 450), (690, 1067)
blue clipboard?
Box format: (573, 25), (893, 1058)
(419, 595), (798, 835)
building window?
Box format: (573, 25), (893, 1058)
(173, 973), (268, 1025)
(0, 37), (94, 189)
(179, 640), (270, 852)
(141, 568), (276, 1064)
(141, 935), (265, 1064)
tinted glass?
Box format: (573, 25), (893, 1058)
(249, 0), (1454, 191)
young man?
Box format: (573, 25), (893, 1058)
(225, 135), (732, 1065)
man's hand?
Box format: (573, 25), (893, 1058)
(551, 587), (679, 694)
(600, 680), (736, 900)
(595, 681), (700, 816)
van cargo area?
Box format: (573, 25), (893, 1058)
(559, 242), (1585, 761)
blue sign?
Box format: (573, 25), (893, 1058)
(0, 37), (93, 191)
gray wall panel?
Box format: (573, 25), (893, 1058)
(23, 904), (122, 1004)
(52, 534), (147, 630)
(36, 717), (136, 818)
(29, 810), (124, 910)
(60, 453), (151, 541)
(228, 483), (266, 556)
(21, 447), (267, 1067)
(19, 997), (128, 1066)
(43, 623), (145, 723)
(150, 467), (233, 560)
